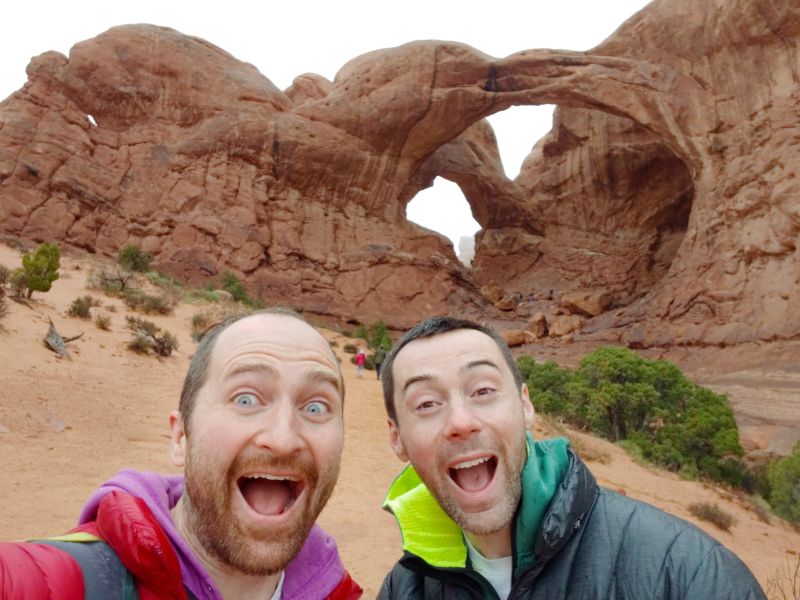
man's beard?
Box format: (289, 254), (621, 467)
(182, 446), (339, 576)
(428, 437), (526, 536)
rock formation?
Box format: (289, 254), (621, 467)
(0, 0), (798, 343)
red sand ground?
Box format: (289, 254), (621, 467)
(0, 243), (797, 596)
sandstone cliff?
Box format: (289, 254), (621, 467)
(0, 0), (798, 342)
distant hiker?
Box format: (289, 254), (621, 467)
(355, 348), (366, 378)
(377, 316), (766, 600)
(0, 309), (362, 600)
(374, 347), (387, 379)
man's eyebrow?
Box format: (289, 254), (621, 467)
(402, 374), (434, 394)
(305, 368), (344, 397)
(462, 359), (501, 373)
(223, 361), (278, 381)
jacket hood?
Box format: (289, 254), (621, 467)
(79, 469), (347, 600)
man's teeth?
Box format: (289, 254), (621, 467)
(452, 457), (490, 470)
(248, 474), (298, 481)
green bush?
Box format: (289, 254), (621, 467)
(518, 347), (745, 487)
(352, 321), (392, 351)
(688, 502), (736, 531)
(19, 243), (60, 298)
(87, 269), (134, 296)
(220, 271), (259, 306)
(118, 244), (152, 272)
(126, 315), (159, 338)
(125, 315), (178, 357)
(0, 264), (10, 286)
(767, 441), (800, 523)
(128, 332), (154, 354)
(353, 324), (369, 341)
(343, 343), (358, 354)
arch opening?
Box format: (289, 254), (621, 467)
(486, 104), (556, 179)
(405, 177), (480, 266)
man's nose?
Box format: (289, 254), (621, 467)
(252, 400), (304, 456)
(443, 397), (481, 440)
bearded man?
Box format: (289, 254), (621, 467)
(0, 308), (362, 600)
(378, 316), (764, 600)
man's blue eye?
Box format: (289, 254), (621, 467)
(234, 394), (257, 407)
(304, 401), (327, 415)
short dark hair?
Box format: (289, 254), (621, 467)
(380, 316), (523, 422)
(179, 307), (340, 432)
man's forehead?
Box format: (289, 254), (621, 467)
(394, 328), (504, 377)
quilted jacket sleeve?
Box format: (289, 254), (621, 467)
(683, 543), (767, 600)
(0, 541), (85, 600)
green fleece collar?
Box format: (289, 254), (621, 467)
(383, 434), (570, 572)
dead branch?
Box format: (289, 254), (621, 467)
(43, 318), (80, 360)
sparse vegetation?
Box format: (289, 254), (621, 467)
(94, 313), (111, 331)
(9, 269), (27, 297)
(688, 502), (736, 531)
(67, 295), (100, 319)
(117, 244), (152, 273)
(87, 268), (135, 296)
(191, 311), (213, 342)
(122, 288), (175, 315)
(767, 441), (800, 524)
(343, 343), (358, 354)
(0, 264), (10, 286)
(184, 288), (222, 304)
(0, 294), (7, 326)
(352, 320), (393, 351)
(125, 315), (178, 357)
(219, 271), (259, 307)
(17, 243), (60, 298)
(517, 348), (747, 487)
(766, 552), (800, 600)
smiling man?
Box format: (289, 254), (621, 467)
(0, 308), (362, 600)
(378, 316), (765, 600)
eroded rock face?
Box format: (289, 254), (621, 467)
(1, 0), (798, 342)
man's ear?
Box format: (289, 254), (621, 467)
(169, 410), (187, 467)
(387, 418), (409, 462)
(520, 384), (534, 430)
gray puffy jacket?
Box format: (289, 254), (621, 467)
(379, 451), (766, 600)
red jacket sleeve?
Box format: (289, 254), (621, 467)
(326, 570), (363, 600)
(0, 541), (85, 600)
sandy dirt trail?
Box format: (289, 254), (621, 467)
(0, 244), (797, 596)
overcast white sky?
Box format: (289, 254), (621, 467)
(1, 0), (651, 250)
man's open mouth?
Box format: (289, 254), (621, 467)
(237, 474), (304, 516)
(448, 456), (497, 493)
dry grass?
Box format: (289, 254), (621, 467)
(688, 502), (737, 531)
(766, 552), (800, 600)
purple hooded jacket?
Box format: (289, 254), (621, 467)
(79, 469), (347, 600)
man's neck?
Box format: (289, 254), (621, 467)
(171, 498), (282, 599)
(464, 526), (513, 559)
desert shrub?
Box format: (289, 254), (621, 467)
(517, 348), (746, 487)
(87, 269), (135, 296)
(688, 502), (736, 531)
(153, 330), (179, 357)
(191, 312), (213, 342)
(0, 294), (7, 324)
(145, 270), (181, 290)
(67, 295), (98, 319)
(9, 269), (27, 297)
(329, 340), (338, 348)
(125, 316), (178, 357)
(123, 288), (174, 315)
(0, 264), (10, 286)
(126, 315), (159, 338)
(768, 441), (800, 524)
(349, 353), (375, 370)
(352, 321), (392, 351)
(219, 271), (260, 307)
(94, 313), (111, 331)
(18, 243), (60, 298)
(184, 287), (221, 304)
(766, 552), (800, 600)
(343, 343), (358, 354)
(128, 332), (154, 354)
(118, 244), (152, 272)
